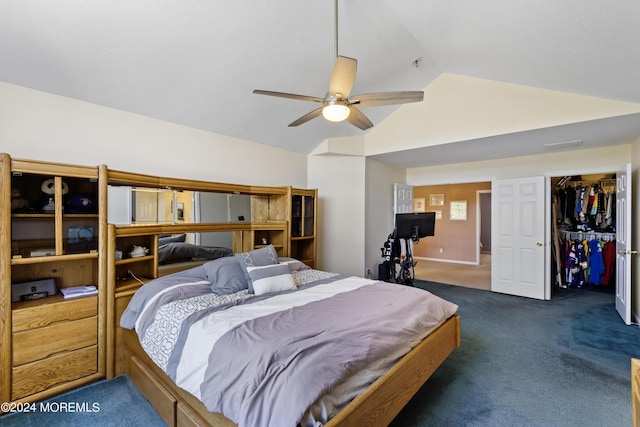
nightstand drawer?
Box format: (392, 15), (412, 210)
(13, 316), (97, 366)
(12, 346), (97, 400)
(12, 295), (98, 332)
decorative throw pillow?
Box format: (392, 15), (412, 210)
(247, 264), (296, 295)
(203, 256), (249, 295)
(235, 245), (280, 293)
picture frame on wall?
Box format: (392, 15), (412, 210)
(429, 194), (444, 206)
(449, 200), (467, 221)
(414, 198), (426, 212)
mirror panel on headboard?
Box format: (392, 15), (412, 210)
(108, 187), (251, 226)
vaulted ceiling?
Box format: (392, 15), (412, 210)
(2, 0), (640, 168)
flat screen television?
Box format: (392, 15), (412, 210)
(394, 212), (436, 240)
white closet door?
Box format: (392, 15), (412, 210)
(133, 190), (158, 223)
(394, 184), (413, 216)
(615, 163), (633, 325)
(492, 176), (546, 299)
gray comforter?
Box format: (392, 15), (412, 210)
(127, 271), (458, 427)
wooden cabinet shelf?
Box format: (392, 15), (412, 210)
(12, 293), (97, 320)
(289, 189), (317, 268)
(0, 154), (106, 407)
(115, 255), (155, 265)
(11, 251), (98, 265)
(12, 213), (99, 218)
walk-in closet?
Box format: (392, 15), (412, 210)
(550, 173), (617, 292)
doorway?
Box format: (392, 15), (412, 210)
(548, 166), (633, 325)
(412, 181), (491, 290)
(413, 255), (491, 290)
(549, 172), (617, 293)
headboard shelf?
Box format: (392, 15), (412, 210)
(112, 221), (288, 237)
(107, 169), (288, 196)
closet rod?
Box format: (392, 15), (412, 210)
(556, 178), (616, 186)
(558, 229), (615, 240)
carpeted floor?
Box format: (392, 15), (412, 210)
(414, 253), (491, 290)
(0, 374), (165, 426)
(1, 281), (637, 427)
(391, 281), (639, 427)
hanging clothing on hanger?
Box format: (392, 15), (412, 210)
(588, 239), (605, 285)
(602, 240), (616, 286)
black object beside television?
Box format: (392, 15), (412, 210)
(394, 212), (436, 241)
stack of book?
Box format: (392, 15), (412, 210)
(59, 285), (98, 299)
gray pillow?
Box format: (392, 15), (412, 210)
(203, 256), (249, 295)
(235, 244), (280, 293)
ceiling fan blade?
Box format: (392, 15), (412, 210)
(288, 107), (323, 127)
(328, 56), (357, 98)
(346, 106), (373, 130)
(253, 90), (323, 103)
(350, 91), (424, 107)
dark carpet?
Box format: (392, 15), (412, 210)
(390, 281), (639, 427)
(1, 281), (637, 426)
(0, 375), (164, 426)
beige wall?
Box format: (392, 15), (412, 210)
(365, 74), (640, 157)
(412, 182), (491, 263)
(407, 145), (631, 184)
(308, 154), (366, 276)
(0, 82), (308, 188)
(365, 158), (406, 278)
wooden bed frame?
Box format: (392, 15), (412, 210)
(104, 170), (461, 425)
(633, 358), (640, 427)
(121, 314), (460, 427)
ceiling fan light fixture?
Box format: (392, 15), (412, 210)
(322, 103), (350, 122)
(252, 0), (423, 129)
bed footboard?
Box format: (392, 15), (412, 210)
(122, 314), (460, 427)
(326, 315), (460, 427)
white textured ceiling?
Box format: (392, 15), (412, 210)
(2, 0), (640, 167)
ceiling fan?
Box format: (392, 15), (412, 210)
(252, 0), (424, 130)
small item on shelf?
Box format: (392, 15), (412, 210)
(40, 178), (69, 195)
(11, 278), (58, 302)
(41, 197), (55, 213)
(129, 245), (149, 258)
(59, 285), (98, 299)
(30, 248), (55, 257)
(66, 194), (97, 213)
(10, 188), (29, 212)
(40, 178), (69, 213)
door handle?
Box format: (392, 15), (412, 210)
(619, 250), (639, 255)
(537, 242), (543, 247)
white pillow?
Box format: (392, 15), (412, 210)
(247, 264), (296, 295)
